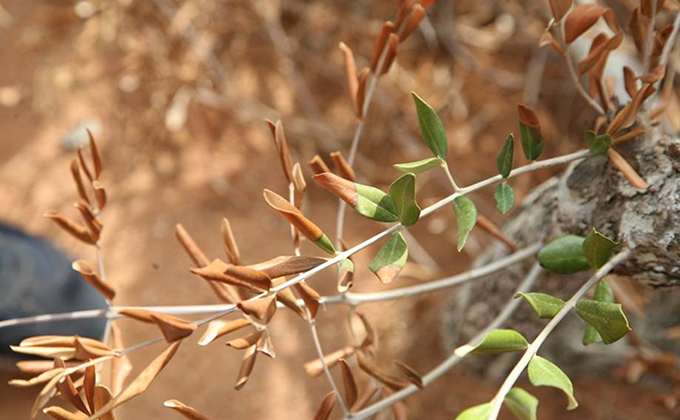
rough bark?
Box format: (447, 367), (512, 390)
(441, 129), (680, 378)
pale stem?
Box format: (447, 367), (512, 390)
(659, 10), (680, 73)
(305, 307), (350, 415)
(345, 262), (544, 420)
(442, 162), (461, 192)
(487, 249), (632, 419)
(558, 17), (606, 116)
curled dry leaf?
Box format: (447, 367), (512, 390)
(77, 146), (94, 183)
(371, 21), (396, 72)
(271, 277), (305, 319)
(74, 201), (101, 242)
(292, 163), (306, 208)
(265, 119), (294, 183)
(9, 367), (65, 388)
(220, 218), (241, 265)
(607, 83), (656, 134)
(198, 318), (252, 346)
(539, 30), (564, 55)
(639, 65), (665, 83)
(74, 337), (115, 360)
(227, 331), (264, 350)
(308, 155), (331, 175)
(84, 365), (96, 414)
(45, 211), (95, 245)
(191, 259), (266, 293)
(399, 5), (424, 43)
(86, 341), (181, 420)
(71, 160), (91, 206)
(312, 391), (337, 420)
(72, 260), (115, 301)
(44, 407), (87, 420)
(355, 68), (370, 119)
(149, 313), (197, 343)
(578, 32), (623, 75)
(294, 281), (321, 319)
(256, 329), (276, 359)
(91, 181), (106, 211)
(623, 66), (638, 98)
(351, 387), (381, 412)
(548, 0), (572, 21)
(381, 33), (399, 75)
(249, 256), (326, 279)
(235, 345), (257, 390)
(237, 295), (277, 324)
(339, 42), (359, 115)
(329, 151), (356, 181)
(357, 353), (410, 391)
(263, 189), (335, 255)
(164, 399), (212, 420)
(565, 4), (619, 44)
(393, 360), (424, 388)
(86, 129), (103, 180)
(338, 359), (358, 407)
(93, 385), (117, 420)
(56, 374), (90, 415)
(304, 346), (356, 377)
(607, 149), (649, 189)
(224, 265), (271, 291)
(474, 214), (518, 252)
(16, 360), (66, 375)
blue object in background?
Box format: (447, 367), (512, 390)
(0, 223), (107, 356)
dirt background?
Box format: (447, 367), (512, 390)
(0, 0), (676, 419)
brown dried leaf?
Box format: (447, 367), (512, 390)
(329, 151), (356, 181)
(357, 354), (409, 391)
(351, 387), (380, 411)
(149, 313), (197, 343)
(238, 296), (277, 324)
(164, 399), (212, 420)
(175, 224), (210, 267)
(639, 65), (665, 83)
(224, 265), (272, 291)
(226, 331), (264, 350)
(220, 218), (241, 265)
(304, 346), (356, 377)
(74, 201), (101, 243)
(371, 21), (396, 72)
(77, 147), (94, 183)
(312, 391), (337, 420)
(45, 211), (95, 245)
(393, 360), (423, 388)
(11, 345), (76, 360)
(9, 368), (64, 388)
(565, 4), (619, 44)
(255, 329), (276, 359)
(92, 182), (106, 211)
(198, 319), (252, 346)
(607, 83), (656, 134)
(607, 149), (649, 189)
(73, 260), (115, 301)
(629, 8), (649, 55)
(71, 160), (91, 206)
(74, 337), (115, 360)
(84, 365), (96, 414)
(270, 277), (305, 319)
(339, 42), (359, 115)
(549, 0), (572, 21)
(87, 130), (103, 180)
(249, 256), (326, 279)
(86, 342), (181, 420)
(578, 32), (623, 75)
(56, 374), (89, 414)
(191, 259), (264, 293)
(312, 172), (358, 207)
(294, 281), (321, 319)
(399, 5), (424, 43)
(265, 119), (294, 183)
(308, 155), (331, 175)
(354, 312), (377, 351)
(263, 189), (324, 243)
(355, 67), (370, 119)
(338, 359), (358, 407)
(292, 163), (306, 209)
(16, 360), (67, 375)
(44, 407), (87, 420)
(474, 214), (517, 251)
(539, 30), (564, 55)
(234, 345), (257, 390)
(623, 66), (638, 98)
(92, 385), (117, 420)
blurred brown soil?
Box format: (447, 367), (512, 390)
(0, 1), (674, 419)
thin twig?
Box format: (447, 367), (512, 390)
(643, 0), (659, 74)
(659, 9), (680, 72)
(346, 263), (544, 420)
(487, 249), (632, 419)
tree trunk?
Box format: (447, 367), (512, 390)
(441, 129), (680, 378)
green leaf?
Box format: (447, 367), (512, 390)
(537, 235), (590, 274)
(393, 157), (444, 174)
(515, 292), (566, 319)
(388, 174), (421, 227)
(582, 228), (618, 269)
(576, 299), (631, 344)
(582, 280), (615, 345)
(453, 196), (477, 252)
(465, 329), (528, 356)
(412, 92), (448, 159)
(354, 184), (399, 223)
(313, 234), (336, 255)
(518, 104), (544, 161)
(527, 355), (578, 410)
(494, 182), (515, 214)
(368, 233), (408, 284)
(454, 403), (491, 420)
(496, 133), (515, 178)
(504, 388), (538, 420)
(584, 131), (612, 155)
